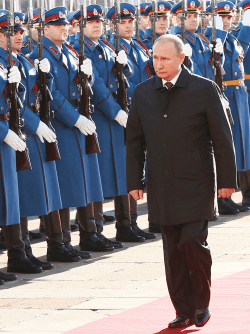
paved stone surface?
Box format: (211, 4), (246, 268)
(0, 191), (249, 333)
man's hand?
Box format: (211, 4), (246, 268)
(218, 188), (235, 198)
(129, 189), (144, 201)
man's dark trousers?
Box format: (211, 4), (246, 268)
(161, 221), (212, 318)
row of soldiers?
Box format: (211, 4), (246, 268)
(0, 0), (250, 285)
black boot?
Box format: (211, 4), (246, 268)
(0, 279), (4, 285)
(115, 195), (145, 242)
(238, 170), (250, 206)
(103, 214), (115, 222)
(224, 197), (250, 212)
(43, 210), (80, 262)
(20, 217), (53, 270)
(60, 208), (91, 259)
(94, 201), (123, 249)
(130, 195), (156, 239)
(218, 198), (240, 215)
(2, 224), (43, 274)
(78, 205), (114, 252)
(0, 271), (17, 281)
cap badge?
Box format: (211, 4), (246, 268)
(190, 1), (196, 8)
(123, 8), (129, 15)
(59, 11), (64, 18)
(15, 16), (20, 24)
(224, 4), (230, 10)
(159, 4), (165, 11)
(93, 8), (98, 15)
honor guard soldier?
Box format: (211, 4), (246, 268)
(107, 3), (156, 240)
(138, 3), (151, 41)
(217, 1), (250, 211)
(21, 9), (40, 55)
(66, 11), (79, 47)
(142, 1), (172, 50)
(29, 6), (105, 259)
(171, 0), (224, 80)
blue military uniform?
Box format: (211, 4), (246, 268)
(66, 11), (77, 46)
(137, 3), (151, 41)
(21, 9), (40, 55)
(30, 8), (103, 209)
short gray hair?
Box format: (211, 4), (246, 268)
(152, 34), (185, 55)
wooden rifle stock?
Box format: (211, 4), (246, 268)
(38, 70), (61, 161)
(8, 81), (32, 172)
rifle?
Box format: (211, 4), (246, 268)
(27, 0), (34, 54)
(181, 0), (189, 67)
(135, 0), (141, 40)
(113, 0), (129, 143)
(200, 0), (206, 35)
(102, 0), (108, 41)
(78, 4), (101, 154)
(211, 0), (234, 124)
(37, 0), (61, 161)
(149, 0), (158, 47)
(6, 9), (32, 171)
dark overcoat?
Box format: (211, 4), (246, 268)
(126, 67), (237, 225)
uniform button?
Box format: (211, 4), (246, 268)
(163, 142), (168, 146)
(31, 103), (34, 106)
(164, 114), (168, 118)
(235, 72), (237, 76)
(99, 55), (103, 58)
(236, 86), (239, 89)
(72, 93), (76, 96)
(199, 50), (202, 53)
(1, 107), (3, 110)
(110, 84), (113, 88)
(165, 171), (170, 175)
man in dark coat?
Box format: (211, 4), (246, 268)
(126, 34), (237, 329)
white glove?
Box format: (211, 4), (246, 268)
(116, 50), (128, 65)
(75, 115), (96, 135)
(214, 38), (224, 54)
(36, 121), (57, 143)
(4, 129), (26, 151)
(215, 15), (223, 30)
(35, 58), (51, 73)
(8, 66), (21, 84)
(114, 110), (128, 128)
(80, 58), (93, 77)
(242, 9), (250, 26)
(184, 43), (192, 57)
(222, 97), (230, 110)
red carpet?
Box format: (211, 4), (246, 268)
(63, 269), (250, 334)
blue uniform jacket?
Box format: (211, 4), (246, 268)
(0, 64), (21, 226)
(21, 35), (37, 56)
(73, 35), (131, 197)
(30, 37), (103, 207)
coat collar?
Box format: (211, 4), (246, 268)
(153, 65), (189, 90)
(43, 36), (61, 60)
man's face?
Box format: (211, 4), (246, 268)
(84, 19), (102, 42)
(153, 41), (185, 81)
(140, 15), (150, 31)
(169, 13), (176, 27)
(117, 18), (135, 39)
(177, 12), (199, 33)
(44, 23), (68, 46)
(221, 15), (233, 31)
(0, 29), (25, 51)
(32, 23), (39, 42)
(155, 16), (169, 35)
(204, 14), (211, 27)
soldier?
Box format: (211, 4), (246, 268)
(0, 12), (47, 277)
(29, 6), (105, 258)
(214, 1), (250, 211)
(142, 1), (172, 50)
(66, 11), (79, 47)
(21, 9), (40, 55)
(138, 3), (151, 41)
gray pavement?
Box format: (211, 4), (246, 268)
(0, 191), (250, 334)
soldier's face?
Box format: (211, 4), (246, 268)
(12, 30), (25, 51)
(84, 20), (102, 42)
(155, 16), (169, 36)
(221, 15), (233, 31)
(118, 18), (135, 40)
(140, 15), (150, 31)
(177, 12), (199, 33)
(45, 23), (68, 47)
(32, 23), (39, 43)
(153, 41), (185, 81)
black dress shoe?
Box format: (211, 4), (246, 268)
(47, 245), (81, 262)
(64, 242), (91, 259)
(0, 279), (4, 285)
(0, 271), (17, 281)
(70, 224), (79, 232)
(218, 198), (240, 215)
(7, 257), (43, 274)
(224, 197), (250, 212)
(103, 214), (115, 222)
(242, 197), (250, 207)
(29, 231), (43, 239)
(194, 308), (211, 327)
(98, 233), (123, 249)
(148, 223), (162, 233)
(27, 253), (54, 270)
(132, 225), (156, 239)
(116, 227), (145, 242)
(168, 317), (194, 328)
(79, 234), (114, 252)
